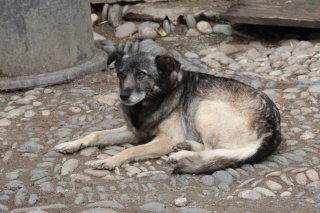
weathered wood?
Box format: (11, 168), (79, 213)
(221, 0), (320, 28)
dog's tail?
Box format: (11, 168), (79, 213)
(172, 132), (281, 174)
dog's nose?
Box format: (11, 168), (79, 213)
(120, 91), (131, 101)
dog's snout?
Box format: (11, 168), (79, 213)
(120, 90), (131, 101)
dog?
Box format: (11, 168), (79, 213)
(54, 51), (281, 174)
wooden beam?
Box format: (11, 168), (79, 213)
(221, 0), (320, 28)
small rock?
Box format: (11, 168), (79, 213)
(213, 170), (233, 184)
(0, 118), (11, 126)
(108, 4), (120, 27)
(201, 175), (214, 186)
(70, 174), (91, 182)
(186, 28), (201, 37)
(24, 110), (36, 118)
(115, 22), (137, 38)
(253, 187), (276, 197)
(186, 14), (196, 28)
(280, 191), (292, 198)
(163, 20), (171, 34)
(69, 107), (81, 113)
(42, 110), (51, 116)
(308, 85), (320, 93)
(84, 168), (111, 177)
(14, 188), (27, 206)
(213, 24), (233, 36)
(265, 180), (282, 191)
(174, 197), (188, 207)
(16, 98), (31, 105)
(61, 159), (79, 175)
(91, 14), (98, 25)
(296, 172), (307, 185)
(139, 27), (158, 40)
(238, 190), (262, 200)
(138, 21), (160, 31)
(80, 147), (99, 157)
(196, 21), (212, 34)
(125, 166), (141, 175)
(102, 4), (109, 21)
(139, 202), (166, 212)
(306, 169), (319, 181)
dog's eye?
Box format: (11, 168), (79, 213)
(136, 70), (146, 78)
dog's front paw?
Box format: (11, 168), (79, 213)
(53, 141), (82, 154)
(168, 152), (184, 165)
(90, 159), (118, 171)
(172, 142), (192, 152)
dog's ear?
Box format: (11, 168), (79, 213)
(155, 55), (181, 73)
(107, 51), (126, 66)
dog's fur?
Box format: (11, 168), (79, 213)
(54, 51), (281, 174)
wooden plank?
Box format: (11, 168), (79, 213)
(221, 0), (320, 28)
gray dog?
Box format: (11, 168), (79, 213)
(54, 51), (281, 174)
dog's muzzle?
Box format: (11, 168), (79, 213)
(120, 90), (131, 101)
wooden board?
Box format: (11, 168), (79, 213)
(221, 0), (320, 28)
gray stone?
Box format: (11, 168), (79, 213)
(265, 180), (282, 191)
(163, 20), (171, 34)
(8, 204), (67, 213)
(80, 208), (118, 213)
(0, 204), (8, 211)
(61, 159), (79, 175)
(186, 14), (196, 28)
(80, 147), (99, 157)
(238, 190), (262, 200)
(123, 42), (132, 53)
(174, 197), (188, 207)
(0, 118), (11, 126)
(75, 193), (85, 205)
(84, 168), (111, 177)
(14, 188), (27, 206)
(139, 202), (166, 212)
(24, 110), (36, 118)
(307, 181), (320, 193)
(213, 170), (233, 184)
(28, 194), (38, 205)
(280, 191), (292, 199)
(150, 173), (169, 180)
(186, 28), (201, 37)
(309, 85), (320, 93)
(253, 187), (275, 197)
(180, 208), (211, 213)
(201, 175), (214, 186)
(115, 22), (137, 38)
(213, 24), (233, 36)
(139, 27), (158, 40)
(102, 4), (110, 21)
(138, 21), (160, 32)
(108, 4), (120, 27)
(18, 141), (44, 153)
(87, 201), (124, 209)
(282, 153), (304, 162)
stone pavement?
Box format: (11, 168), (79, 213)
(0, 35), (320, 212)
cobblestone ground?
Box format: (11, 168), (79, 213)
(0, 34), (320, 213)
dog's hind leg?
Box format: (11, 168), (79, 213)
(54, 126), (138, 154)
(90, 137), (178, 170)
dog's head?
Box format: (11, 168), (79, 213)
(107, 51), (182, 106)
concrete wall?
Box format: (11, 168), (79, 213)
(0, 0), (95, 77)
